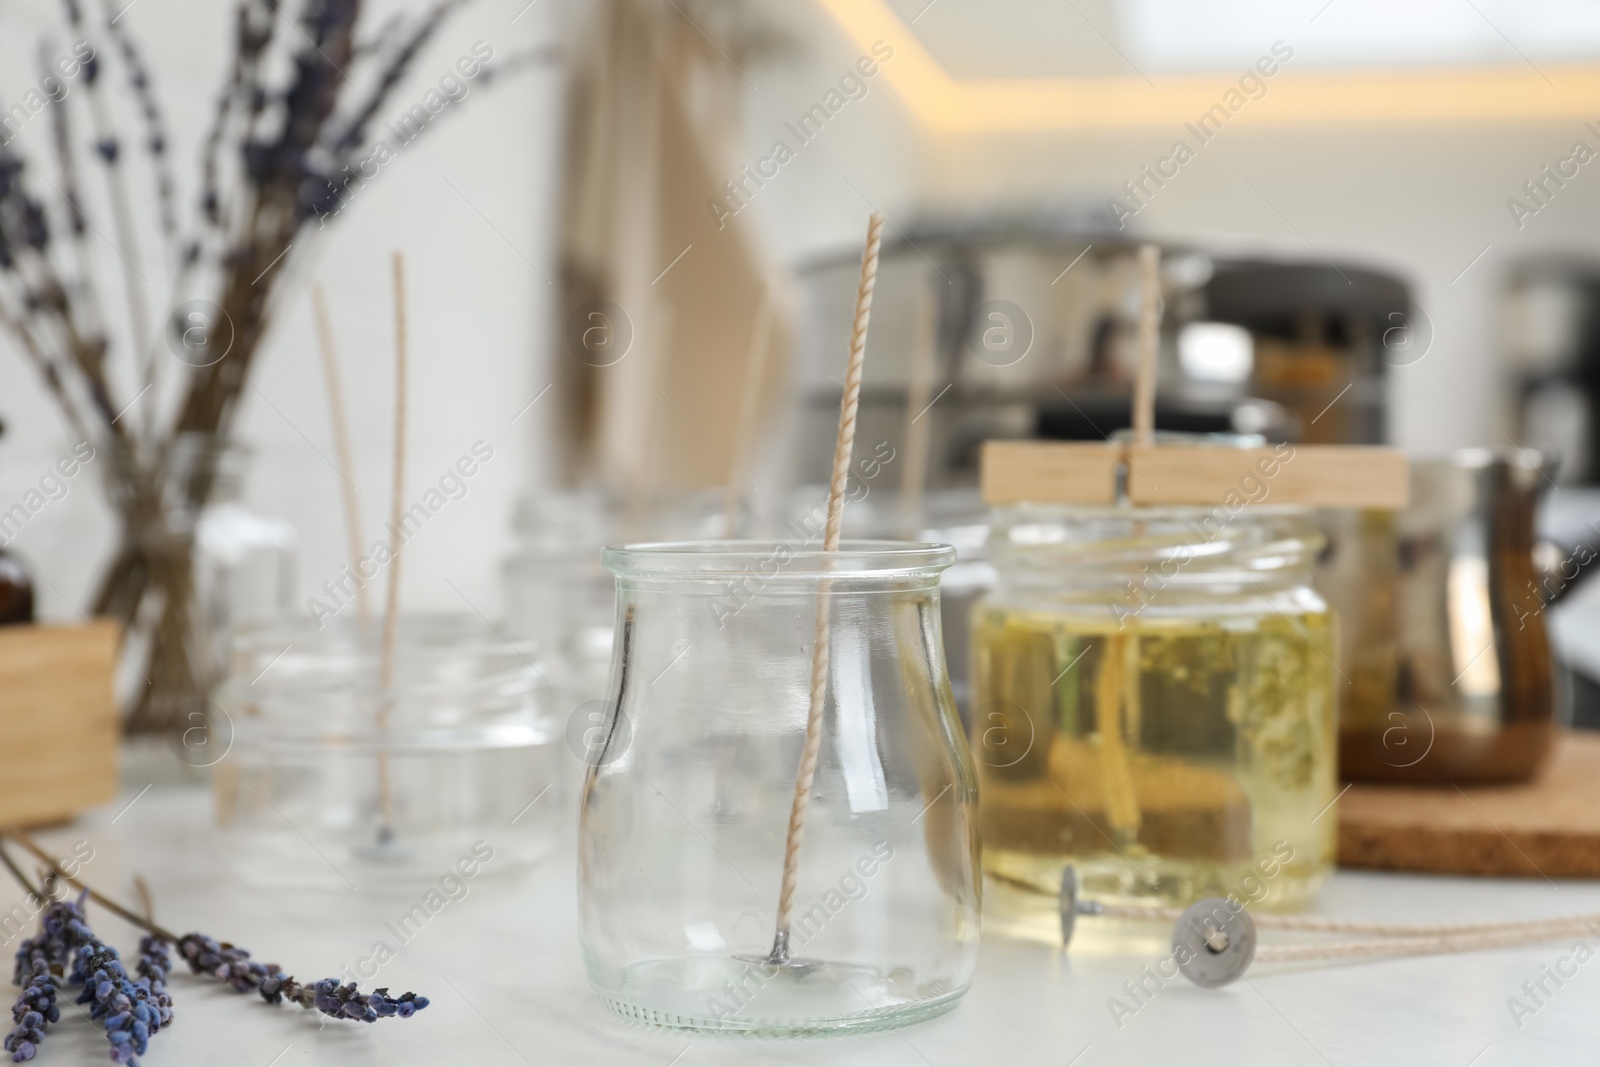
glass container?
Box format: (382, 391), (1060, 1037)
(786, 486), (996, 726)
(214, 613), (562, 889)
(503, 489), (749, 702)
(972, 505), (1337, 933)
(193, 445), (297, 687)
(579, 541), (980, 1035)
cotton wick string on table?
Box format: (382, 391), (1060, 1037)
(1250, 922), (1600, 964)
(1155, 893), (1600, 987)
(1076, 898), (1600, 940)
(766, 211), (884, 964)
(1061, 867), (1600, 943)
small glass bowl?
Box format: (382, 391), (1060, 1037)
(212, 613), (562, 890)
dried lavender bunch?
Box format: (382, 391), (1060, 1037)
(0, 0), (553, 735)
(176, 934), (427, 1022)
(68, 922), (171, 1065)
(6, 930), (64, 1063)
(1, 838), (428, 1067)
(5, 894), (166, 1066)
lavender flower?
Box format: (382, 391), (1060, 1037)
(6, 946), (60, 1063)
(5, 897), (75, 1064)
(176, 935), (426, 1024)
(2, 886), (424, 1067)
(132, 938), (171, 1029)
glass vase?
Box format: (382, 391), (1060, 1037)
(578, 541), (980, 1035)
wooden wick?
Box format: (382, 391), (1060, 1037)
(1132, 244), (1160, 447)
(376, 252), (409, 840)
(767, 212), (884, 962)
(312, 283), (370, 624)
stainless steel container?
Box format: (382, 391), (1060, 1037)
(1327, 449), (1563, 782)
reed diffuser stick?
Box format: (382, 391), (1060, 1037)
(376, 252), (410, 840)
(1132, 244), (1160, 446)
(312, 283), (370, 624)
(723, 294), (774, 536)
(767, 212), (884, 963)
(899, 285), (937, 535)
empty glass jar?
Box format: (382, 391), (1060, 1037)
(972, 505), (1338, 934)
(578, 541), (980, 1035)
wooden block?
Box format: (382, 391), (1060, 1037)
(980, 441), (1120, 505)
(979, 440), (1409, 509)
(1126, 444), (1408, 508)
(1338, 732), (1600, 877)
(0, 622), (120, 828)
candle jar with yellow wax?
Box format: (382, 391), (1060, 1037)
(971, 504), (1337, 932)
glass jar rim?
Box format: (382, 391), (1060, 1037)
(991, 502), (1311, 521)
(602, 539), (956, 578)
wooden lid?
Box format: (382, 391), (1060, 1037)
(981, 440), (1409, 508)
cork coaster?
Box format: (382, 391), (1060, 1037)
(1339, 732), (1600, 878)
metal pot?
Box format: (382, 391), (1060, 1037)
(1324, 449), (1576, 783)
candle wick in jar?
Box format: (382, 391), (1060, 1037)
(764, 212), (884, 965)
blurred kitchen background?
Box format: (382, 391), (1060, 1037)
(8, 0), (1600, 724)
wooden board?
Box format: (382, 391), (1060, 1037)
(0, 621), (120, 828)
(980, 440), (1409, 508)
(1339, 732), (1600, 877)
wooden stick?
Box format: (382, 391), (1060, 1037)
(899, 283), (937, 535)
(979, 440), (1409, 508)
(723, 293), (773, 537)
(312, 284), (370, 624)
(768, 212), (884, 961)
(376, 252), (409, 838)
(1132, 244), (1160, 447)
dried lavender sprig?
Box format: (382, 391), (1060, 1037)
(5, 862), (67, 1067)
(177, 934), (428, 1023)
(5, 944), (59, 1063)
(3, 834), (428, 1028)
(99, 0), (179, 256)
(67, 907), (170, 1066)
(2, 888), (166, 1067)
(0, 837), (177, 946)
(43, 36), (108, 345)
(329, 0), (468, 156)
(7, 927), (64, 1062)
(64, 0), (155, 395)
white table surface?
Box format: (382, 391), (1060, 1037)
(6, 786), (1599, 1067)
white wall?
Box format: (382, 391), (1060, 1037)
(0, 0), (565, 622)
